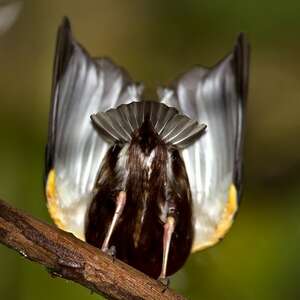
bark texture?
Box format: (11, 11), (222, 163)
(0, 199), (186, 300)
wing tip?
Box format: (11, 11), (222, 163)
(232, 33), (250, 193)
(53, 16), (75, 81)
(46, 16), (75, 178)
(234, 32), (250, 101)
(57, 17), (72, 44)
(61, 16), (71, 30)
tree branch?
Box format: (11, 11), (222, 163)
(0, 199), (186, 300)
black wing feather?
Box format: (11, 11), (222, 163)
(45, 17), (73, 177)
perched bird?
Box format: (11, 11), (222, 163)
(45, 17), (250, 283)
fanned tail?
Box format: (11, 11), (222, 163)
(91, 101), (206, 148)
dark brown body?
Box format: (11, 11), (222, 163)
(85, 120), (193, 278)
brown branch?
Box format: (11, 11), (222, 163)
(0, 199), (186, 300)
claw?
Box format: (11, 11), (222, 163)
(108, 245), (116, 262)
(158, 276), (170, 292)
(102, 245), (117, 261)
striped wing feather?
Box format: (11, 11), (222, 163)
(45, 18), (142, 239)
(160, 34), (250, 251)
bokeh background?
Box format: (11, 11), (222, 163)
(0, 0), (299, 299)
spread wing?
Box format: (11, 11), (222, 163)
(45, 17), (142, 240)
(160, 34), (250, 252)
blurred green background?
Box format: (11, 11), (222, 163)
(0, 0), (300, 299)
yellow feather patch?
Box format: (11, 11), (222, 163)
(191, 184), (238, 253)
(46, 169), (65, 230)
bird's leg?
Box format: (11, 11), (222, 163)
(101, 191), (126, 253)
(158, 215), (176, 286)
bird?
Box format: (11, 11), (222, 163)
(45, 17), (250, 284)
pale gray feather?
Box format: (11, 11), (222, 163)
(160, 34), (250, 250)
(46, 18), (142, 238)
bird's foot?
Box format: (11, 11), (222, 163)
(158, 276), (170, 292)
(102, 245), (116, 261)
